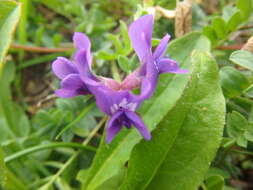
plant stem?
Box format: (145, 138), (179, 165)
(11, 44), (73, 53)
(4, 142), (96, 163)
(216, 44), (244, 50)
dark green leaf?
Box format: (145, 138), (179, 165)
(205, 175), (224, 190)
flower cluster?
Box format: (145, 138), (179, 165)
(52, 14), (187, 143)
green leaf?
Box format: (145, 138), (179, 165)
(227, 11), (242, 32)
(0, 0), (21, 75)
(107, 34), (123, 54)
(212, 17), (227, 39)
(119, 51), (225, 190)
(37, 0), (83, 19)
(81, 32), (211, 190)
(227, 111), (248, 148)
(96, 50), (117, 61)
(0, 148), (27, 190)
(203, 26), (217, 45)
(0, 62), (31, 141)
(205, 175), (224, 190)
(117, 55), (131, 73)
(230, 50), (253, 71)
(206, 167), (230, 179)
(236, 0), (252, 20)
(0, 148), (6, 186)
(119, 20), (131, 53)
(220, 66), (250, 98)
(222, 5), (238, 22)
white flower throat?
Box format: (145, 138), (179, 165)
(110, 98), (137, 114)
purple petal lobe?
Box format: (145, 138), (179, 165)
(125, 110), (151, 140)
(55, 74), (89, 98)
(61, 74), (85, 90)
(153, 34), (171, 60)
(73, 32), (91, 51)
(138, 77), (156, 101)
(55, 89), (78, 98)
(106, 111), (124, 143)
(129, 14), (154, 62)
(75, 49), (97, 85)
(73, 32), (92, 67)
(157, 58), (188, 74)
(52, 57), (77, 79)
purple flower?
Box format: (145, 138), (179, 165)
(75, 48), (151, 143)
(52, 33), (120, 98)
(52, 32), (150, 143)
(52, 15), (188, 143)
(122, 14), (188, 99)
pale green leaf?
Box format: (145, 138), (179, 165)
(0, 0), (21, 74)
(119, 51), (225, 190)
(230, 50), (253, 71)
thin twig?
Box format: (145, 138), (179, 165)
(10, 44), (73, 53)
(216, 44), (244, 50)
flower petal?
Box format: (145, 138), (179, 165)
(106, 111), (124, 143)
(153, 34), (171, 60)
(121, 70), (141, 90)
(55, 74), (89, 98)
(93, 87), (132, 115)
(137, 76), (156, 101)
(73, 32), (92, 67)
(157, 58), (188, 74)
(129, 14), (154, 62)
(52, 57), (77, 79)
(99, 76), (121, 91)
(73, 32), (91, 51)
(55, 89), (78, 98)
(75, 49), (98, 86)
(125, 110), (151, 140)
